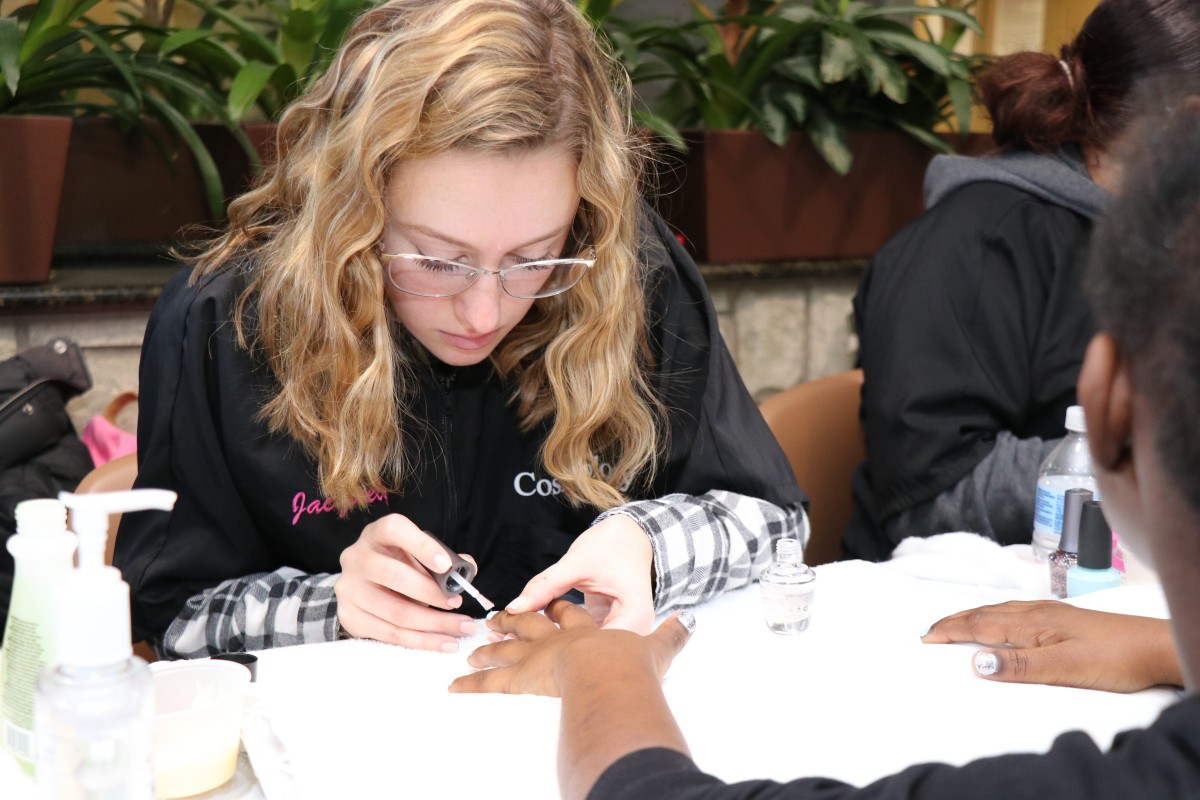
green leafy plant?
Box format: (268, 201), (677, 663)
(0, 0), (254, 217)
(598, 0), (983, 174)
(151, 0), (373, 124)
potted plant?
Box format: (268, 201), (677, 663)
(594, 0), (986, 262)
(0, 0), (255, 279)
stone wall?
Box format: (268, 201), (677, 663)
(710, 274), (860, 404)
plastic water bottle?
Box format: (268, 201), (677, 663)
(1032, 406), (1097, 561)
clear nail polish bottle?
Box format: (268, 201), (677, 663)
(1050, 487), (1093, 598)
(760, 537), (816, 634)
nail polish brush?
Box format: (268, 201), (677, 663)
(425, 532), (495, 611)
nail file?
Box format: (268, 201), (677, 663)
(448, 569), (495, 612)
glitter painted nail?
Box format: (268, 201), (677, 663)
(677, 610), (697, 635)
(974, 651), (999, 676)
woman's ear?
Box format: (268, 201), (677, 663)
(1077, 333), (1133, 472)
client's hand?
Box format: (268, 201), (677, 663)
(922, 600), (1181, 692)
(449, 599), (692, 697)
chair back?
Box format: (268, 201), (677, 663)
(72, 452), (155, 661)
(759, 369), (865, 566)
(73, 452), (139, 567)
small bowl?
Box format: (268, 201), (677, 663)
(151, 659), (251, 799)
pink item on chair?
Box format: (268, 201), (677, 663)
(81, 391), (138, 466)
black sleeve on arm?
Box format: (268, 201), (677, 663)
(591, 694), (1200, 800)
(114, 266), (279, 644)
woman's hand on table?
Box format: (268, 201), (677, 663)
(334, 513), (477, 651)
(506, 513), (655, 633)
(449, 599), (692, 697)
(922, 600), (1182, 692)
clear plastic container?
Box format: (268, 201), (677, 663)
(151, 659), (251, 799)
(1032, 406), (1098, 561)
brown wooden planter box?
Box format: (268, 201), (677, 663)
(53, 118), (275, 255)
(651, 129), (993, 263)
(0, 116), (73, 284)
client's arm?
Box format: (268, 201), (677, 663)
(449, 600), (693, 800)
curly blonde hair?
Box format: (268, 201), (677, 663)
(194, 0), (662, 511)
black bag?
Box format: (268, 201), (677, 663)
(0, 338), (95, 638)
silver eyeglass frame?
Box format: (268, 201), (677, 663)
(379, 249), (597, 299)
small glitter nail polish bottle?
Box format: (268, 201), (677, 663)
(759, 537), (816, 634)
(1050, 487), (1093, 597)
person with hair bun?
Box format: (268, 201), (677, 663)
(113, 0), (806, 659)
(843, 0), (1200, 561)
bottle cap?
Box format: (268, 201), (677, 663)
(1058, 488), (1094, 553)
(1077, 501), (1113, 569)
(1064, 405), (1087, 433)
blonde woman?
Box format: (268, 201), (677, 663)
(115, 0), (806, 659)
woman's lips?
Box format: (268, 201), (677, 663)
(441, 329), (499, 350)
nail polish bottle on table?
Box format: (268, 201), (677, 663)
(759, 537), (816, 634)
(1066, 501), (1121, 597)
(1050, 488), (1093, 598)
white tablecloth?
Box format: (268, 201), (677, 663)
(0, 534), (1178, 798)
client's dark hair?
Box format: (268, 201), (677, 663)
(979, 0), (1200, 153)
(1085, 94), (1200, 513)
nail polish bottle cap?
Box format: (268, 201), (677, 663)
(1077, 501), (1112, 569)
(1059, 488), (1094, 553)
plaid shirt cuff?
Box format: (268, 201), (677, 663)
(162, 568), (341, 658)
(594, 491), (808, 612)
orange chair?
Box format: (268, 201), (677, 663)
(72, 452), (156, 662)
(758, 369), (865, 567)
(73, 452), (139, 567)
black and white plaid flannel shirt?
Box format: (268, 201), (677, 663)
(161, 490), (807, 658)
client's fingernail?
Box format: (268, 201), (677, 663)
(677, 610), (697, 635)
(974, 651), (999, 676)
(441, 640), (460, 653)
(919, 625), (931, 638)
(433, 553), (452, 572)
(459, 620), (477, 636)
(485, 610), (500, 620)
(506, 597), (528, 613)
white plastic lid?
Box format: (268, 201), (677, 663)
(1065, 405), (1087, 433)
(55, 566), (134, 666)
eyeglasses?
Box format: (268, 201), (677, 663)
(380, 250), (596, 299)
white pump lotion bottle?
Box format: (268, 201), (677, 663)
(34, 488), (176, 799)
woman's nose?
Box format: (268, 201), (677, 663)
(454, 272), (504, 332)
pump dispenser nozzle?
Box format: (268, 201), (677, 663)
(59, 488), (177, 570)
(55, 489), (177, 667)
